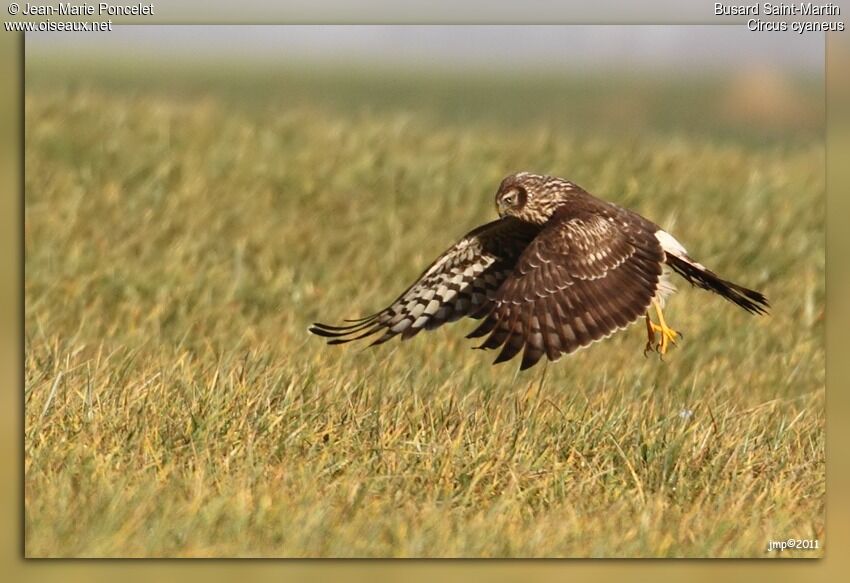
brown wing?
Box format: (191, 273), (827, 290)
(468, 203), (665, 370)
(310, 217), (540, 346)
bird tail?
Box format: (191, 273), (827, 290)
(665, 254), (769, 315)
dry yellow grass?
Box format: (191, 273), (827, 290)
(24, 69), (824, 557)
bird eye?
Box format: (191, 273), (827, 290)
(504, 192), (517, 206)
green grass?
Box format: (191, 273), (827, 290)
(24, 63), (824, 557)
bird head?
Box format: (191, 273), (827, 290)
(495, 172), (577, 225)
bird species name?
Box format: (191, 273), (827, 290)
(715, 3), (844, 32)
(715, 2), (840, 15)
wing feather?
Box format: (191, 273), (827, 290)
(310, 217), (540, 345)
(471, 202), (665, 369)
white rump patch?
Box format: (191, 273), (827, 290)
(654, 230), (688, 258)
(654, 229), (706, 270)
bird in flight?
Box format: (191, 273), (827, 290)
(310, 172), (768, 370)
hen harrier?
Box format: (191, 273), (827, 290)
(310, 172), (768, 370)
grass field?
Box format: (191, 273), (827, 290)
(24, 61), (825, 557)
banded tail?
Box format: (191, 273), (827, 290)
(665, 253), (768, 315)
(653, 229), (768, 315)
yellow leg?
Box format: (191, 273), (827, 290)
(645, 300), (681, 356)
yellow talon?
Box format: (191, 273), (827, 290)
(644, 300), (681, 357)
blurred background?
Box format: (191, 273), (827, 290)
(29, 25), (823, 71)
(27, 25), (823, 142)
